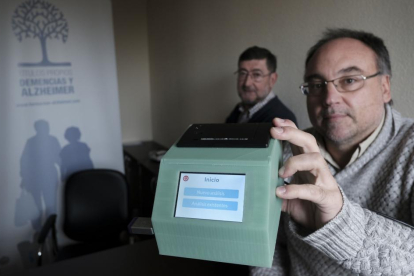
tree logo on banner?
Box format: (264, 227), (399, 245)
(12, 0), (71, 67)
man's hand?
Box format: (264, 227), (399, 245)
(271, 118), (343, 231)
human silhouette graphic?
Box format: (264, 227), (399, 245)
(60, 126), (94, 181)
(19, 120), (61, 231)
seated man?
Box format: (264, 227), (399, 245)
(252, 29), (414, 275)
(226, 46), (297, 125)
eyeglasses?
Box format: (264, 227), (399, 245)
(300, 72), (382, 96)
(235, 70), (272, 83)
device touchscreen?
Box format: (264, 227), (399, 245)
(175, 172), (245, 222)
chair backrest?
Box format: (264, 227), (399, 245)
(63, 169), (129, 242)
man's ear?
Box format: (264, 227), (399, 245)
(270, 72), (278, 87)
(381, 75), (391, 103)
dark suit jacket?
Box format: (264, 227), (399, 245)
(225, 96), (297, 126)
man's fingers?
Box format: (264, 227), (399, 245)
(272, 117), (298, 129)
(279, 153), (328, 179)
(276, 184), (327, 205)
(270, 126), (319, 154)
(276, 183), (343, 228)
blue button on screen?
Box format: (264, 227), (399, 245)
(182, 198), (238, 211)
(184, 187), (239, 198)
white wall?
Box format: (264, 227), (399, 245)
(145, 0), (414, 147)
(112, 0), (152, 144)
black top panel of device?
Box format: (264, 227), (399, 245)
(176, 123), (272, 148)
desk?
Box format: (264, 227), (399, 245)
(123, 141), (167, 217)
(13, 238), (249, 276)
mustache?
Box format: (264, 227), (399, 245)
(241, 86), (256, 92)
(321, 108), (350, 117)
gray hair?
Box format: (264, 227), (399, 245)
(305, 28), (392, 78)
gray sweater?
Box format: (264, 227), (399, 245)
(252, 105), (414, 275)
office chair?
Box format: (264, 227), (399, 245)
(37, 169), (130, 266)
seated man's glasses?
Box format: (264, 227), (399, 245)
(235, 70), (272, 83)
(300, 72), (381, 96)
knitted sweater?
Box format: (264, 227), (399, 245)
(251, 104), (414, 275)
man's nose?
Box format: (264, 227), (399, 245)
(242, 73), (254, 87)
(323, 82), (342, 106)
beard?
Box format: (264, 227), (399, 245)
(315, 108), (358, 146)
(239, 88), (269, 107)
(239, 88), (258, 105)
(323, 122), (357, 145)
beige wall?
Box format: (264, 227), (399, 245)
(112, 0), (152, 144)
(115, 0), (414, 147)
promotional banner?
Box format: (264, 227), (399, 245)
(0, 0), (123, 273)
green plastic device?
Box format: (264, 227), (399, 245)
(151, 125), (283, 267)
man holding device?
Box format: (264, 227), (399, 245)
(252, 29), (414, 275)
